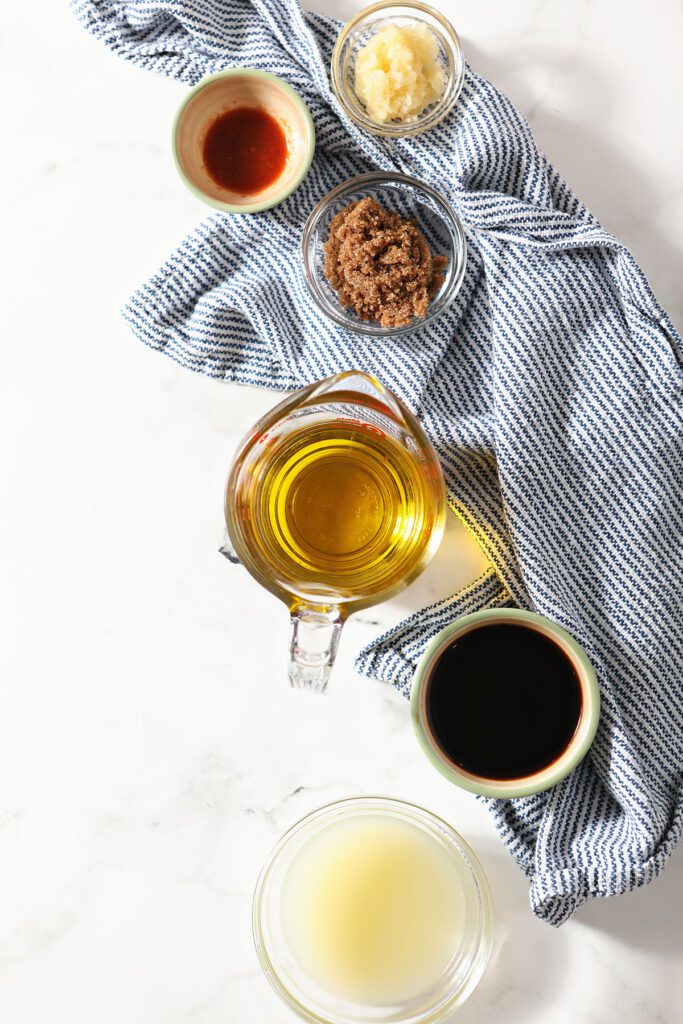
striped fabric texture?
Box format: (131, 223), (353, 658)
(72, 0), (683, 926)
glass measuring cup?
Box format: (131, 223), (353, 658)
(225, 371), (446, 692)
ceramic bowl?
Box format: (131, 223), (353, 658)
(173, 68), (315, 214)
(411, 608), (601, 798)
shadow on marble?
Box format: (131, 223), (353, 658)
(443, 837), (683, 1023)
(463, 39), (683, 335)
(390, 510), (490, 616)
(443, 840), (571, 1024)
(573, 843), (683, 956)
(351, 508), (490, 635)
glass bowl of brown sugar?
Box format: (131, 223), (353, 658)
(301, 172), (467, 338)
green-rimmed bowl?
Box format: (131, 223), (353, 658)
(173, 68), (315, 214)
(411, 608), (600, 798)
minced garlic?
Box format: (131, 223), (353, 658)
(354, 22), (446, 123)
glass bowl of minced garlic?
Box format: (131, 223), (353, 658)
(331, 1), (465, 138)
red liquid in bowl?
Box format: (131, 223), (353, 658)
(202, 106), (288, 196)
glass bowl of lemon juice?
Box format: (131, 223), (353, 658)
(253, 796), (493, 1023)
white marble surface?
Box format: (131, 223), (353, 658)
(2, 1), (682, 1021)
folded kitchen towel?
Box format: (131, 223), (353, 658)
(72, 0), (683, 926)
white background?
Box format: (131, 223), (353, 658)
(2, 1), (682, 1021)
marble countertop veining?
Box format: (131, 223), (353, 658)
(1, 0), (682, 1022)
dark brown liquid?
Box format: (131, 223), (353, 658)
(426, 623), (582, 780)
(202, 106), (287, 195)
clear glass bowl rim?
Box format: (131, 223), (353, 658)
(300, 170), (468, 338)
(330, 0), (466, 138)
(252, 795), (494, 1024)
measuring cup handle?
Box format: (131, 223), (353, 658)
(288, 606), (344, 694)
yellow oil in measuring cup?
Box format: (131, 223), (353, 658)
(225, 372), (446, 691)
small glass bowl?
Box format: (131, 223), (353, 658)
(331, 1), (465, 138)
(301, 172), (467, 338)
(253, 797), (493, 1024)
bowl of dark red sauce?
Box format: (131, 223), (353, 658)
(173, 68), (315, 214)
(411, 608), (600, 798)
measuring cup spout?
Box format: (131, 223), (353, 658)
(288, 605), (344, 694)
(308, 371), (404, 417)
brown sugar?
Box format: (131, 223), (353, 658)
(323, 197), (448, 329)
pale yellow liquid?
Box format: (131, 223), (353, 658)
(280, 814), (465, 1006)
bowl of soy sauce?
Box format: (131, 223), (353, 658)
(411, 608), (600, 798)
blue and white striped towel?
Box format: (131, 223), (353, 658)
(73, 0), (683, 926)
